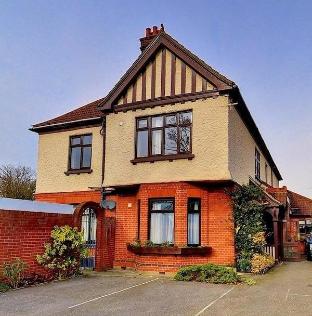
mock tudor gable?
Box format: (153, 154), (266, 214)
(99, 27), (234, 112)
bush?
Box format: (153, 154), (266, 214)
(236, 251), (252, 273)
(174, 264), (241, 284)
(251, 254), (275, 274)
(0, 282), (10, 292)
(37, 225), (87, 279)
(2, 258), (27, 288)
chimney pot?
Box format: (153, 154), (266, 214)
(152, 26), (158, 34)
(145, 27), (151, 37)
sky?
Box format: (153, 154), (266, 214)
(0, 0), (311, 197)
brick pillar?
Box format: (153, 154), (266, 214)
(95, 209), (105, 271)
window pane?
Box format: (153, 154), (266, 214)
(152, 116), (163, 128)
(137, 130), (148, 157)
(188, 213), (199, 245)
(150, 213), (174, 244)
(151, 200), (174, 211)
(189, 199), (200, 212)
(165, 127), (178, 155)
(179, 112), (192, 125)
(82, 135), (92, 145)
(138, 118), (148, 129)
(179, 126), (191, 152)
(152, 130), (162, 155)
(165, 115), (177, 126)
(71, 137), (80, 146)
(70, 147), (81, 169)
(82, 147), (92, 168)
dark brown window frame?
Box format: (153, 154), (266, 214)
(65, 133), (93, 175)
(187, 198), (201, 247)
(255, 148), (261, 180)
(148, 198), (175, 245)
(132, 110), (194, 164)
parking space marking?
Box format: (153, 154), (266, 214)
(285, 289), (290, 301)
(194, 287), (234, 316)
(68, 277), (159, 309)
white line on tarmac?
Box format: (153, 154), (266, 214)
(285, 289), (290, 302)
(289, 293), (312, 297)
(68, 278), (159, 309)
(194, 287), (235, 316)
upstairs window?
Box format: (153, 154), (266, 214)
(69, 134), (92, 170)
(255, 148), (260, 180)
(265, 163), (268, 184)
(136, 111), (192, 159)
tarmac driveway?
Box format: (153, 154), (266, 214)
(1, 261), (311, 316)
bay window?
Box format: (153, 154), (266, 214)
(187, 198), (201, 246)
(149, 199), (174, 244)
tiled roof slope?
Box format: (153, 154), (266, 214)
(288, 190), (312, 216)
(31, 98), (103, 130)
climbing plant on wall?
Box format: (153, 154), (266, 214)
(231, 184), (266, 272)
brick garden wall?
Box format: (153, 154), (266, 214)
(0, 209), (73, 276)
(111, 182), (235, 272)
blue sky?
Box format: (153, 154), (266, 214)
(0, 0), (311, 196)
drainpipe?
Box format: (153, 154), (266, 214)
(100, 115), (106, 206)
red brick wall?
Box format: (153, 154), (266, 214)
(35, 190), (101, 205)
(0, 210), (73, 276)
(111, 182), (235, 272)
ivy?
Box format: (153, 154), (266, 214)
(231, 184), (265, 272)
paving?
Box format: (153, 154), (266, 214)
(0, 261), (311, 316)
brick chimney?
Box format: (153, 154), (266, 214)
(140, 24), (165, 52)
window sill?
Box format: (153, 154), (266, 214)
(64, 169), (93, 176)
(131, 153), (195, 164)
(127, 244), (211, 256)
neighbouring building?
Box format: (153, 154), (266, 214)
(30, 26), (311, 272)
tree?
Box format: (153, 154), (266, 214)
(0, 164), (36, 200)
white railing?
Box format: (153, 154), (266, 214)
(264, 245), (276, 259)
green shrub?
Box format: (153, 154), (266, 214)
(251, 253), (275, 274)
(0, 282), (10, 292)
(236, 251), (252, 273)
(174, 264), (241, 284)
(2, 258), (27, 288)
(37, 225), (87, 279)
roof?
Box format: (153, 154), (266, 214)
(0, 198), (74, 214)
(98, 31), (235, 110)
(288, 190), (312, 216)
(31, 98), (103, 132)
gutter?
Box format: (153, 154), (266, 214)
(30, 116), (102, 132)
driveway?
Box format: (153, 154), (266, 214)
(1, 261), (311, 316)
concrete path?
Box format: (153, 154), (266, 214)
(0, 261), (311, 315)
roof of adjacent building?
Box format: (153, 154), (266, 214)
(288, 190), (312, 216)
(30, 98), (103, 131)
(0, 198), (74, 214)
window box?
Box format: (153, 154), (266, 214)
(127, 244), (211, 256)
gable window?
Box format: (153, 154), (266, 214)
(149, 199), (174, 244)
(69, 134), (92, 171)
(188, 198), (201, 246)
(135, 111), (192, 160)
(255, 148), (260, 180)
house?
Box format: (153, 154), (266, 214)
(31, 26), (310, 272)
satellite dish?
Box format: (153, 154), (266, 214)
(101, 200), (116, 210)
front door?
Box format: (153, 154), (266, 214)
(80, 207), (96, 269)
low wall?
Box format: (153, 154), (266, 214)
(0, 209), (73, 275)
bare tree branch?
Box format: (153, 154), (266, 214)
(0, 165), (36, 200)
